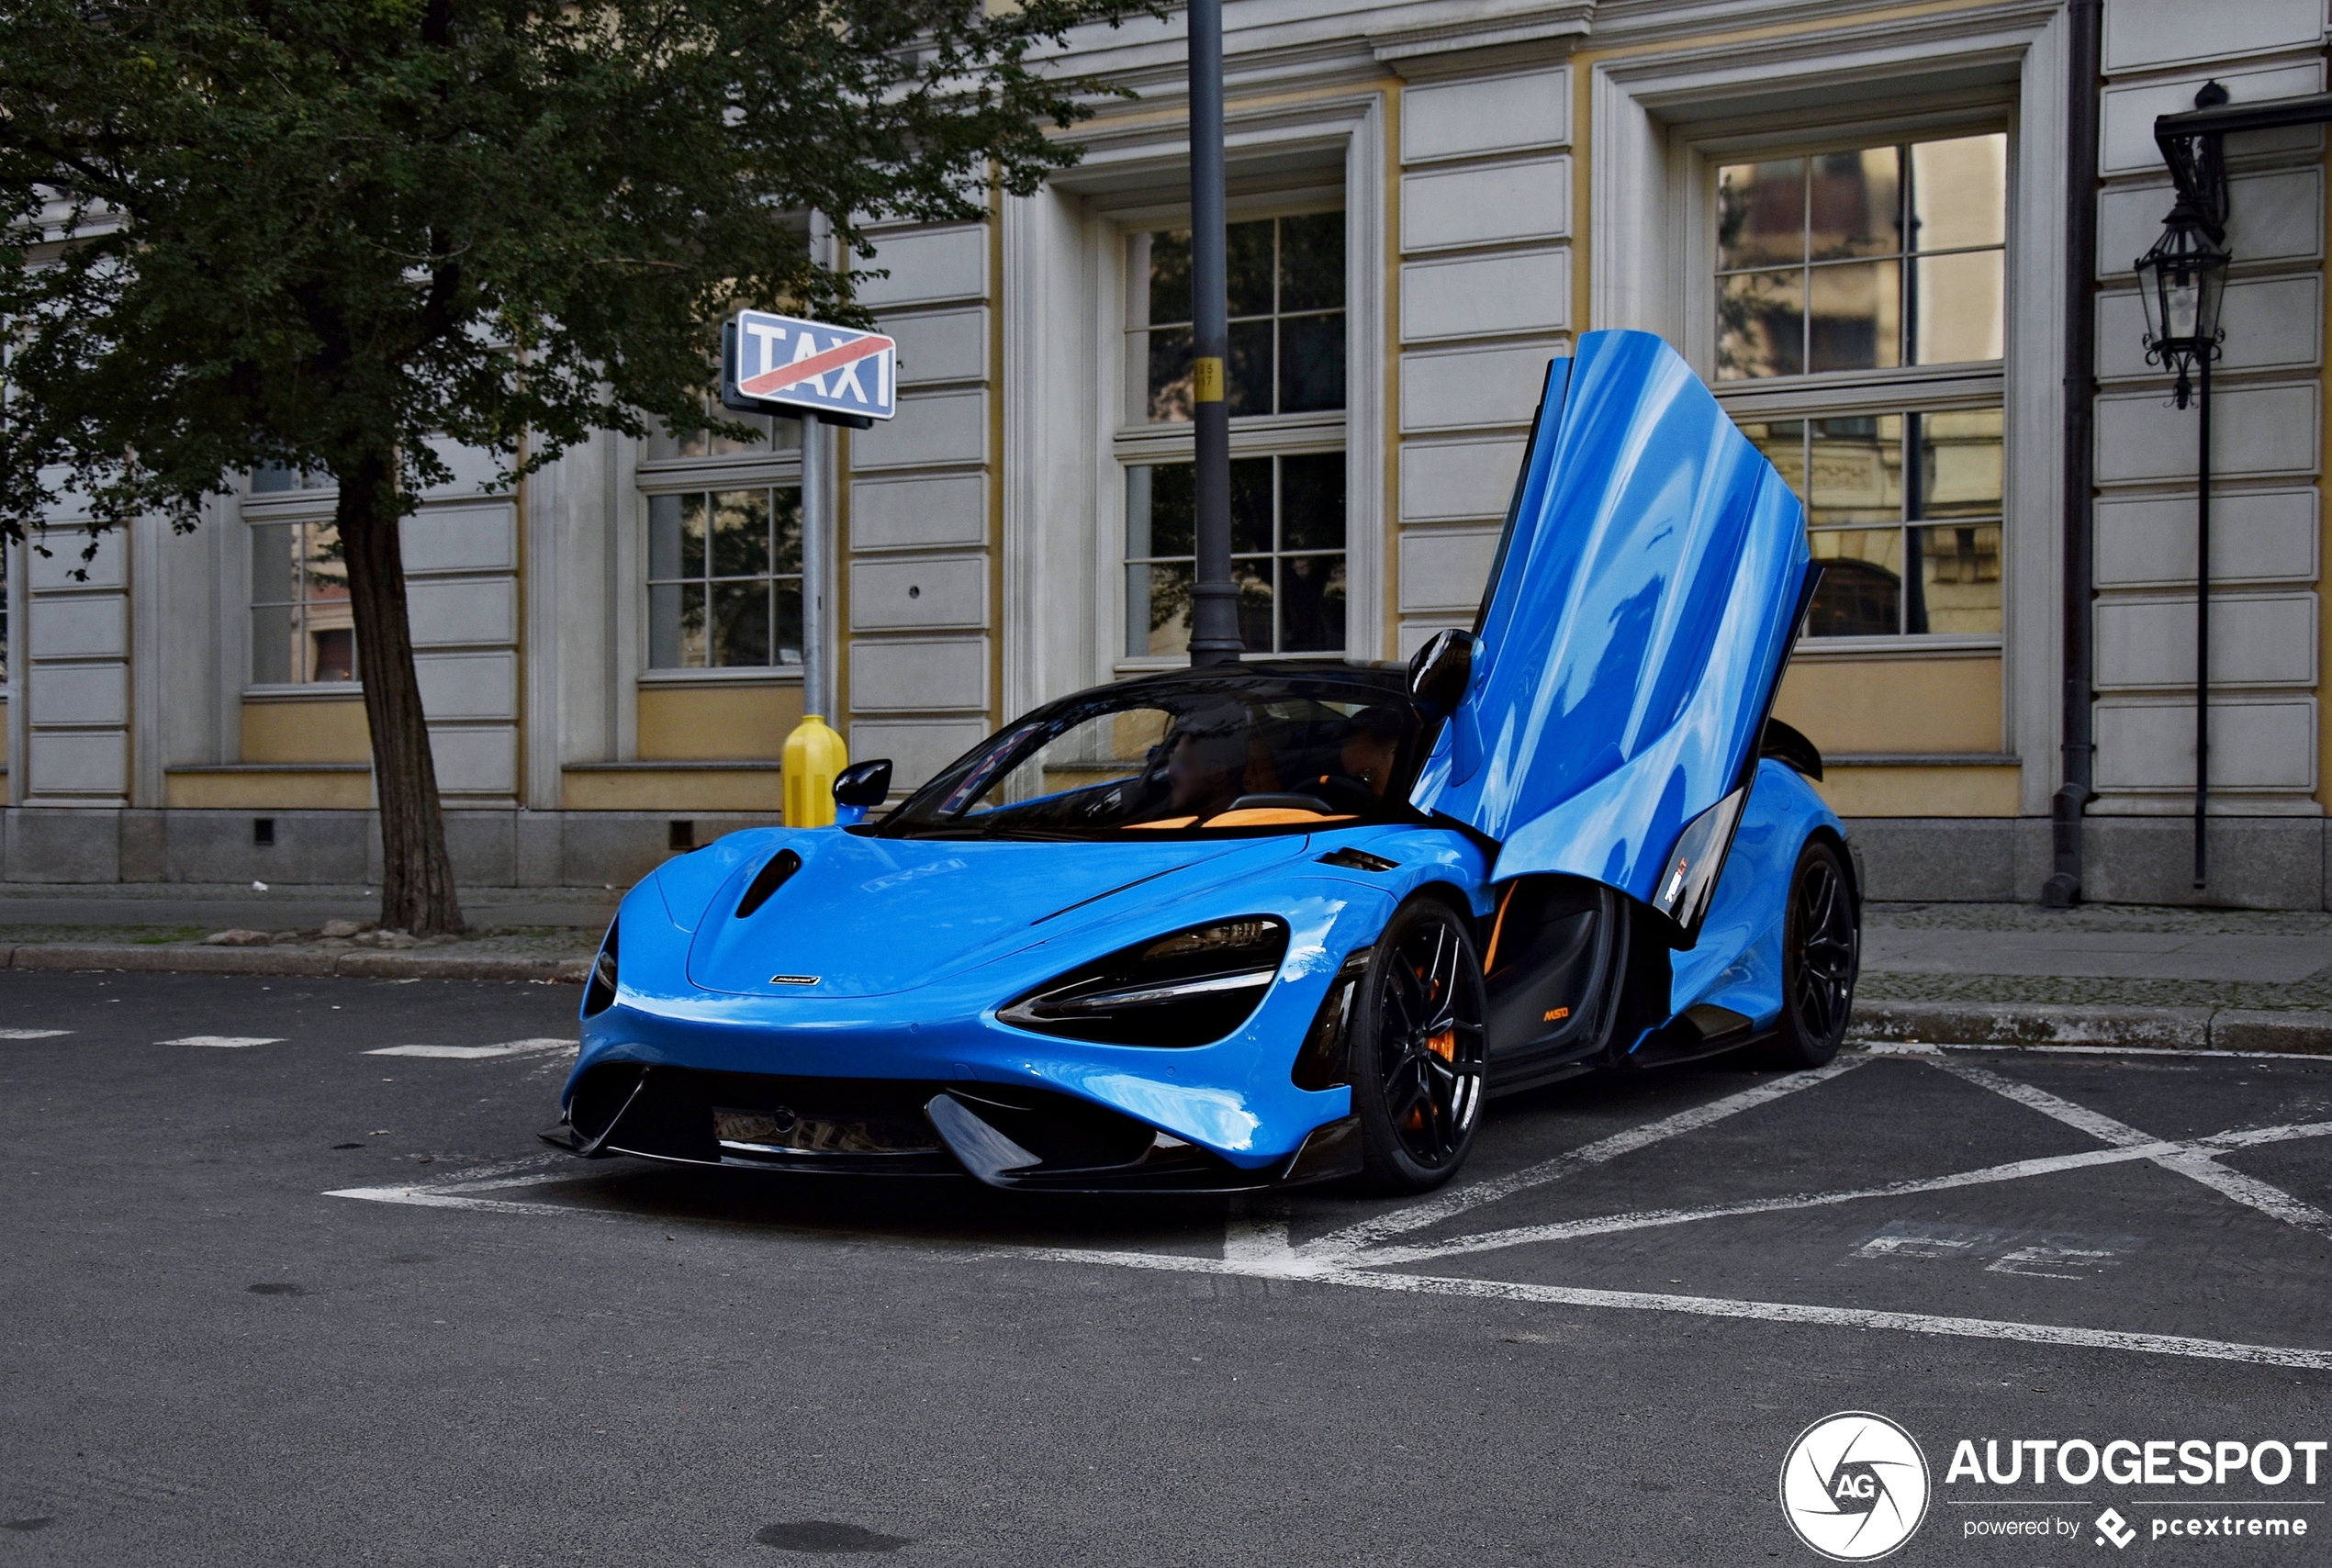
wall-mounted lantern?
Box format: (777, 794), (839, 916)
(2133, 208), (2227, 411)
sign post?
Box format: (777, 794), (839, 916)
(721, 309), (898, 824)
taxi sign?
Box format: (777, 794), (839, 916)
(721, 309), (896, 423)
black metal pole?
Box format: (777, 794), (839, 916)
(2193, 348), (2211, 888)
(2043, 0), (2100, 910)
(1184, 0), (1240, 666)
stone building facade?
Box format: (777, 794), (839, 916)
(4, 0), (2329, 906)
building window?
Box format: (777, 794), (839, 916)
(1128, 212), (1346, 421)
(1125, 452), (1346, 656)
(1119, 208), (1347, 659)
(250, 518), (356, 684)
(642, 389), (803, 463)
(1716, 133), (2005, 379)
(1735, 409), (2002, 637)
(1712, 130), (2006, 642)
(251, 463), (334, 495)
(645, 487), (803, 668)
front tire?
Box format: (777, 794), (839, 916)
(1352, 898), (1487, 1193)
(1768, 837), (1859, 1067)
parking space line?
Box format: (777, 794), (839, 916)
(364, 1038), (574, 1060)
(1348, 1119), (2332, 1266)
(1942, 1059), (2332, 1238)
(0, 1028), (72, 1040)
(159, 1035), (284, 1048)
(1005, 1244), (2332, 1371)
(324, 1183), (611, 1219)
(1301, 1058), (1868, 1260)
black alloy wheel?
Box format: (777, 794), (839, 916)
(1353, 898), (1487, 1193)
(1769, 837), (1859, 1067)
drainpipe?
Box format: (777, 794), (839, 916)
(2042, 0), (2102, 909)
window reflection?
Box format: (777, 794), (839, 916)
(250, 519), (354, 684)
(1125, 453), (1347, 656)
(1739, 407), (2003, 638)
(1128, 214), (1346, 423)
(645, 487), (803, 668)
(1717, 131), (2006, 380)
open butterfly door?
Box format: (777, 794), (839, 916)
(1410, 330), (1812, 1082)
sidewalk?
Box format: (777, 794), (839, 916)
(0, 882), (612, 983)
(5, 885), (2331, 1051)
(1856, 901), (2332, 1053)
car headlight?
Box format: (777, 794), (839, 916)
(997, 918), (1289, 1047)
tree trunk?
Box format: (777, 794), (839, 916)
(338, 445), (465, 935)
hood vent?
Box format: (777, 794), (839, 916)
(734, 849), (802, 920)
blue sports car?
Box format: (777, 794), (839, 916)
(548, 330), (1860, 1194)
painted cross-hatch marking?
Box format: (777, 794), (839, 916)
(322, 1051), (2332, 1371)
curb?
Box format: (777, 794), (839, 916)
(4, 946), (2329, 1047)
(1848, 999), (2332, 1056)
(0, 943), (587, 983)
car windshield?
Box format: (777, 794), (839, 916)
(870, 675), (1425, 839)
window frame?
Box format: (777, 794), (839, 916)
(633, 431), (808, 689)
(1689, 110), (2014, 657)
(241, 482), (361, 695)
(1108, 192), (1354, 674)
(638, 479), (807, 676)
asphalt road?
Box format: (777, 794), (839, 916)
(4, 971), (2330, 1566)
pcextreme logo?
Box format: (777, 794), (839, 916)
(1781, 1412), (1934, 1561)
(1780, 1417), (2327, 1557)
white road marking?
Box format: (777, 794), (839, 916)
(364, 1038), (574, 1059)
(1344, 1120), (2332, 1266)
(1002, 1245), (2332, 1371)
(325, 1184), (604, 1218)
(321, 1051), (2332, 1372)
(1221, 1203), (1294, 1266)
(323, 1173), (2332, 1371)
(1943, 1059), (2332, 1238)
(1301, 1057), (1867, 1260)
(161, 1035), (284, 1048)
(0, 1028), (72, 1039)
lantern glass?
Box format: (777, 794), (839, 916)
(2134, 219), (2230, 353)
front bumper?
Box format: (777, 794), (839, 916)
(552, 873), (1392, 1192)
(540, 1059), (1362, 1192)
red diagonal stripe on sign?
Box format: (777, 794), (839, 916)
(740, 333), (892, 397)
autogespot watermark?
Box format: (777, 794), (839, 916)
(1782, 1417), (2327, 1557)
(1781, 1413), (1933, 1561)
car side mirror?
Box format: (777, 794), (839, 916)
(1407, 629), (1474, 712)
(833, 758), (893, 808)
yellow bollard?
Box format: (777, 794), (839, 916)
(781, 713), (849, 827)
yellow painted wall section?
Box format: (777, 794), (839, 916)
(1809, 765), (2020, 818)
(1773, 657), (2003, 756)
(562, 768), (782, 812)
(242, 698), (372, 763)
(636, 682), (804, 761)
(166, 769), (372, 809)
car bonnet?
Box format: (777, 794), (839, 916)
(1410, 329), (1811, 903)
(681, 831), (1310, 999)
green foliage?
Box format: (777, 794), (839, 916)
(0, 0), (1148, 532)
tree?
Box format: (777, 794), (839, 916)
(0, 0), (1139, 933)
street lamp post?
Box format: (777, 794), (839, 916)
(2134, 111), (2230, 891)
(1184, 0), (1241, 666)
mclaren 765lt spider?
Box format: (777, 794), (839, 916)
(547, 330), (1862, 1194)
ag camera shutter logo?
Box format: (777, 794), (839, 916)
(1780, 1412), (1932, 1561)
